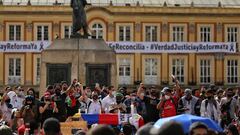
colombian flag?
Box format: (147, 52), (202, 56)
(80, 113), (144, 129)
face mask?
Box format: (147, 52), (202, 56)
(18, 91), (25, 97)
(26, 101), (33, 106)
(87, 92), (91, 98)
(28, 92), (35, 98)
(165, 95), (170, 100)
(195, 93), (200, 97)
(116, 100), (122, 104)
(140, 93), (145, 97)
(131, 97), (136, 101)
(55, 90), (61, 96)
(92, 95), (98, 100)
(112, 91), (116, 96)
(45, 98), (51, 102)
(207, 96), (213, 100)
(227, 94), (233, 97)
(63, 87), (67, 91)
(151, 91), (156, 96)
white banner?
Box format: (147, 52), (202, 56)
(0, 41), (51, 52)
(107, 42), (236, 53)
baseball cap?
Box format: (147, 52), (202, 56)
(162, 87), (171, 94)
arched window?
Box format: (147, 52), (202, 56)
(91, 23), (103, 39)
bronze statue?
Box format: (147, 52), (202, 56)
(70, 0), (90, 38)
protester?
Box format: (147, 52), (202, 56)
(109, 92), (127, 113)
(60, 81), (69, 101)
(79, 87), (91, 113)
(102, 86), (116, 113)
(178, 88), (201, 116)
(151, 121), (184, 135)
(26, 88), (39, 105)
(7, 90), (18, 109)
(0, 110), (6, 126)
(189, 122), (208, 135)
(17, 118), (25, 135)
(138, 85), (160, 122)
(225, 124), (239, 135)
(135, 87), (147, 117)
(40, 85), (54, 102)
(136, 122), (154, 135)
(0, 124), (14, 135)
(216, 88), (224, 104)
(157, 87), (177, 118)
(11, 109), (22, 132)
(20, 95), (37, 124)
(43, 118), (62, 135)
(84, 86), (92, 98)
(29, 120), (40, 135)
(100, 86), (108, 100)
(86, 124), (116, 135)
(15, 86), (25, 110)
(39, 92), (59, 126)
(192, 88), (201, 98)
(65, 85), (80, 117)
(123, 123), (136, 135)
(220, 88), (238, 128)
(52, 83), (67, 122)
(123, 90), (141, 114)
(200, 88), (221, 123)
(234, 86), (240, 100)
(0, 93), (13, 125)
(87, 91), (102, 114)
(26, 88), (40, 123)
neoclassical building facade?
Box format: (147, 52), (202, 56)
(0, 0), (240, 93)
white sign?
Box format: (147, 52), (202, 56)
(107, 42), (236, 53)
(0, 41), (51, 52)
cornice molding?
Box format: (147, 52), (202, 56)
(0, 6), (240, 17)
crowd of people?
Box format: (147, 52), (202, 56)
(0, 76), (240, 135)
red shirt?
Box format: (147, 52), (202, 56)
(18, 124), (25, 135)
(161, 97), (177, 118)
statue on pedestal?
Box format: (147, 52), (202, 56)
(70, 0), (91, 38)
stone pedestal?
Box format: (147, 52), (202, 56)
(40, 39), (116, 96)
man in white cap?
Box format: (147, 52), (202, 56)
(15, 86), (25, 110)
(7, 91), (18, 109)
(157, 87), (177, 118)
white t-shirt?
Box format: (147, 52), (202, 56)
(102, 95), (116, 113)
(79, 98), (91, 113)
(87, 100), (102, 114)
(15, 96), (25, 110)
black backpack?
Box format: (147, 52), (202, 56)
(205, 99), (217, 110)
(220, 98), (232, 121)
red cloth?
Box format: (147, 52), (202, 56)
(138, 117), (144, 128)
(99, 114), (119, 125)
(18, 124), (25, 135)
(69, 93), (76, 107)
